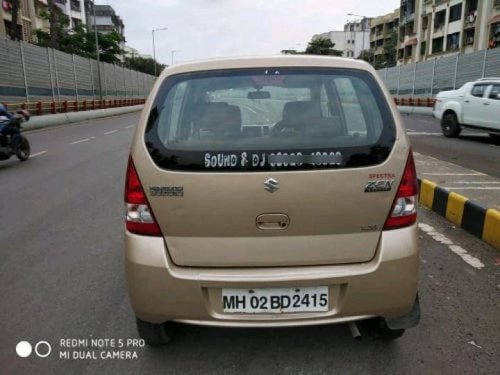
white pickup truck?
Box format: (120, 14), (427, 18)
(433, 78), (500, 140)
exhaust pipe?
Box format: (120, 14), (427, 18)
(349, 322), (361, 340)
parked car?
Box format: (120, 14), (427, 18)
(124, 55), (420, 346)
(433, 78), (500, 140)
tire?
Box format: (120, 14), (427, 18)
(16, 136), (30, 161)
(363, 318), (406, 340)
(490, 133), (500, 142)
(441, 112), (461, 138)
(136, 317), (174, 347)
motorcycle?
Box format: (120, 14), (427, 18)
(0, 110), (31, 162)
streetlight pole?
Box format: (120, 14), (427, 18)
(171, 49), (181, 65)
(92, 0), (103, 101)
(152, 27), (168, 77)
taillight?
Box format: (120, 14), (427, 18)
(383, 151), (418, 230)
(124, 157), (162, 236)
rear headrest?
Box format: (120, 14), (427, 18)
(195, 102), (241, 134)
(282, 101), (321, 122)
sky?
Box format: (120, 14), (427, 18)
(96, 0), (400, 65)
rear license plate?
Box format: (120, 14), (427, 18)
(222, 286), (328, 313)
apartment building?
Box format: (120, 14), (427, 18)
(85, 3), (124, 44)
(33, 0), (50, 34)
(313, 18), (371, 58)
(54, 0), (86, 30)
(397, 0), (500, 65)
(0, 0), (49, 42)
(370, 9), (400, 67)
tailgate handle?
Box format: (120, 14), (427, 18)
(256, 214), (290, 230)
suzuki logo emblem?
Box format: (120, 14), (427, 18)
(264, 178), (279, 193)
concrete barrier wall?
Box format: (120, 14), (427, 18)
(24, 105), (144, 131)
(397, 106), (433, 116)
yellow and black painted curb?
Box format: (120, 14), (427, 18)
(418, 179), (500, 250)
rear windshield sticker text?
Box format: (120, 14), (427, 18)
(204, 152), (343, 169)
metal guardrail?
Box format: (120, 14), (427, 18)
(393, 97), (436, 107)
(2, 97), (432, 120)
(2, 98), (146, 116)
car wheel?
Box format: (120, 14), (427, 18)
(16, 136), (30, 161)
(363, 318), (406, 340)
(136, 317), (174, 346)
(489, 133), (500, 142)
(441, 112), (461, 138)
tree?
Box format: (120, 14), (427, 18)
(47, 0), (69, 48)
(379, 30), (398, 69)
(357, 49), (373, 64)
(36, 24), (124, 64)
(9, 0), (21, 40)
(304, 37), (343, 56)
(358, 31), (397, 69)
(124, 56), (166, 76)
(280, 49), (300, 55)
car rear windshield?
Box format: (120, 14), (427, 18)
(144, 67), (396, 171)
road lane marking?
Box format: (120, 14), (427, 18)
(418, 222), (484, 269)
(467, 341), (483, 349)
(104, 130), (118, 135)
(442, 187), (500, 190)
(31, 151), (47, 158)
(407, 132), (441, 135)
(70, 136), (95, 145)
(451, 181), (500, 184)
(423, 173), (485, 176)
(407, 131), (487, 136)
(125, 125), (134, 129)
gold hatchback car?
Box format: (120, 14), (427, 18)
(124, 56), (420, 346)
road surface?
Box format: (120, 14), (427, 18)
(0, 113), (498, 374)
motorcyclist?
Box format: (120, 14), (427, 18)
(0, 104), (12, 121)
(0, 104), (22, 152)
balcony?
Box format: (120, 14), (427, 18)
(434, 23), (445, 32)
(464, 14), (476, 29)
(70, 0), (81, 12)
(400, 13), (415, 26)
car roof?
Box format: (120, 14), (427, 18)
(474, 77), (500, 84)
(159, 55), (375, 78)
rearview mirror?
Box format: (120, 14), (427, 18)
(248, 91), (271, 100)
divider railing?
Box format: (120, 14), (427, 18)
(2, 98), (146, 116)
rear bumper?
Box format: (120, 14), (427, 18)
(125, 224), (419, 327)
